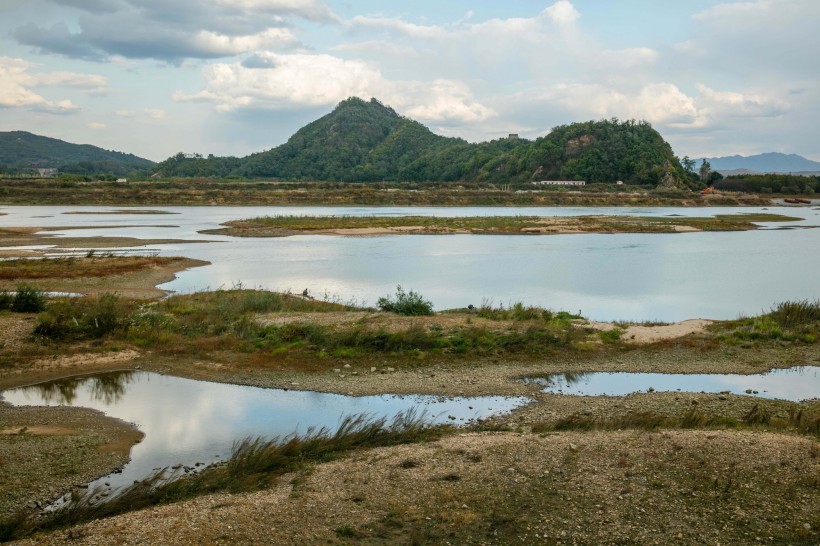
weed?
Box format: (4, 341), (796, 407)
(743, 403), (772, 425)
(335, 524), (360, 538)
(377, 285), (434, 316)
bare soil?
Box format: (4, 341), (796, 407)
(0, 256), (207, 298)
(12, 430), (818, 545)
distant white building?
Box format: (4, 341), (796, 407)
(36, 168), (58, 177)
(116, 178), (127, 183)
(532, 180), (586, 186)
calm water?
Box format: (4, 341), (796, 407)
(525, 366), (820, 401)
(1, 372), (528, 491)
(0, 205), (818, 321)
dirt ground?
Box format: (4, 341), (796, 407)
(11, 430), (818, 545)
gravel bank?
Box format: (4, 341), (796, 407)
(13, 430), (818, 545)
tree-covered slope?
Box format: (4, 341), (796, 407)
(0, 131), (154, 175)
(156, 97), (689, 187)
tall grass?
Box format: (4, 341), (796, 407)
(768, 299), (820, 329)
(719, 300), (820, 344)
(0, 411), (443, 542)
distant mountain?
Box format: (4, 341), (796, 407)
(702, 152), (820, 174)
(157, 97), (688, 187)
(0, 131), (154, 176)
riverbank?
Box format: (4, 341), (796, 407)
(0, 255), (208, 298)
(0, 179), (778, 207)
(0, 270), (817, 543)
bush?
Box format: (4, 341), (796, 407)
(377, 285), (434, 316)
(34, 293), (129, 340)
(0, 290), (12, 310)
(10, 284), (46, 313)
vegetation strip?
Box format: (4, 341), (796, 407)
(209, 213), (804, 237)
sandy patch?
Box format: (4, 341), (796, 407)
(673, 225), (702, 232)
(591, 319), (714, 343)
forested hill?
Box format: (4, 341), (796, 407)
(0, 131), (154, 176)
(156, 97), (689, 187)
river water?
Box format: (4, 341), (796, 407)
(1, 371), (528, 492)
(1, 205), (818, 322)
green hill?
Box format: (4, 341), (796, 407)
(0, 131), (154, 176)
(160, 97), (689, 187)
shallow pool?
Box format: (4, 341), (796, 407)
(524, 366), (819, 401)
(1, 371), (529, 491)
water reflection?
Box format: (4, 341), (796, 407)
(26, 371), (135, 405)
(525, 366), (820, 401)
(2, 372), (528, 490)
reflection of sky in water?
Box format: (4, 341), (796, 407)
(0, 206), (818, 321)
(2, 372), (528, 491)
(527, 366), (820, 402)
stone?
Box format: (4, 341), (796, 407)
(333, 369), (341, 373)
(371, 367), (377, 372)
(343, 364), (352, 369)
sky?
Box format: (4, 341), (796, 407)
(1, 0), (818, 162)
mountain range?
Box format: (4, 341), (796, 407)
(5, 97), (817, 185)
(0, 131), (154, 177)
(701, 152), (820, 174)
(157, 97), (688, 186)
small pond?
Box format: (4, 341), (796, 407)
(525, 365), (820, 401)
(1, 371), (529, 492)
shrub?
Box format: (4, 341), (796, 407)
(0, 290), (12, 310)
(377, 285), (434, 316)
(10, 284), (46, 313)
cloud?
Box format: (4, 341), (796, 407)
(173, 52), (495, 123)
(542, 0), (581, 25)
(696, 84), (790, 118)
(144, 108), (166, 120)
(685, 0), (819, 78)
(116, 109), (136, 118)
(87, 122), (107, 129)
(0, 56), (94, 114)
(13, 0), (337, 62)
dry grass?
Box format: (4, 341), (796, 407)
(0, 256), (179, 280)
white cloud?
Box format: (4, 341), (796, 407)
(144, 108), (166, 120)
(542, 0), (581, 25)
(174, 52), (495, 123)
(635, 83), (699, 126)
(0, 56), (87, 114)
(696, 84), (790, 118)
(87, 122), (106, 129)
(116, 109), (136, 118)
